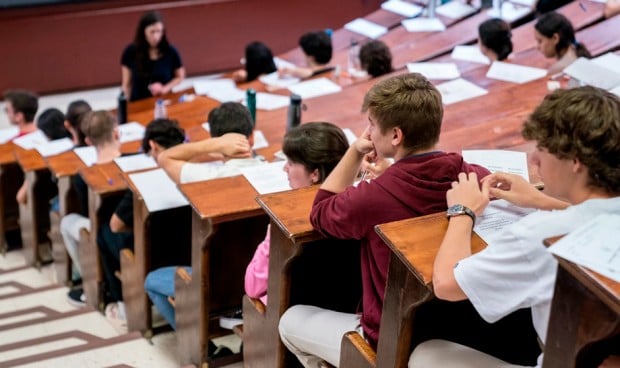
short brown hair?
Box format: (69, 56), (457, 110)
(4, 89), (38, 122)
(80, 110), (117, 147)
(523, 86), (620, 194)
(361, 73), (443, 151)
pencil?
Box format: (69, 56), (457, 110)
(98, 166), (114, 185)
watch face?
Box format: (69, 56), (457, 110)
(447, 204), (465, 216)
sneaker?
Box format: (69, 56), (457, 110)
(105, 302), (128, 334)
(67, 287), (86, 307)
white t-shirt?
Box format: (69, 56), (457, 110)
(454, 196), (620, 367)
(179, 157), (265, 184)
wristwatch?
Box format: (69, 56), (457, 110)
(446, 204), (476, 226)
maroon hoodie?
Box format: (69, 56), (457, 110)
(310, 151), (490, 348)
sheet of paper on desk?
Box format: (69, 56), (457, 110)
(193, 78), (236, 96)
(474, 199), (535, 244)
(461, 149), (529, 182)
(402, 17), (446, 32)
(381, 0), (423, 17)
(548, 213), (620, 283)
(508, 0), (535, 7)
(241, 160), (290, 195)
(487, 2), (531, 22)
(451, 45), (491, 65)
(344, 18), (388, 39)
(74, 146), (97, 167)
(436, 1), (477, 19)
(610, 85), (620, 98)
(129, 168), (189, 212)
(35, 137), (73, 157)
(563, 57), (620, 91)
(255, 92), (290, 110)
(252, 130), (269, 150)
(259, 71), (301, 89)
(592, 53), (620, 75)
(436, 78), (488, 105)
(114, 154), (157, 173)
(288, 78), (342, 100)
(12, 130), (48, 150)
(486, 61), (547, 84)
(118, 122), (146, 143)
(407, 62), (460, 80)
(342, 128), (358, 145)
(273, 57), (296, 70)
(0, 127), (19, 144)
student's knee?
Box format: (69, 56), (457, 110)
(278, 305), (307, 343)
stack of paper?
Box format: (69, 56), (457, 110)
(451, 45), (491, 65)
(118, 122), (146, 143)
(35, 137), (74, 157)
(288, 78), (342, 100)
(474, 199), (535, 244)
(240, 160), (290, 195)
(402, 17), (446, 32)
(129, 168), (189, 212)
(344, 18), (388, 39)
(114, 154), (157, 173)
(74, 146), (98, 167)
(193, 78), (245, 103)
(461, 149), (529, 182)
(487, 2), (531, 22)
(436, 78), (488, 105)
(381, 0), (423, 17)
(12, 130), (48, 150)
(563, 57), (620, 91)
(486, 61), (547, 84)
(0, 127), (19, 144)
(407, 62), (460, 80)
(436, 1), (477, 19)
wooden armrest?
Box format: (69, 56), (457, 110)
(340, 331), (376, 368)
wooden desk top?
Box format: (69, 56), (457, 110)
(126, 88), (195, 115)
(576, 14), (620, 57)
(45, 150), (85, 178)
(79, 161), (128, 195)
(376, 212), (486, 286)
(127, 95), (220, 127)
(14, 147), (47, 172)
(0, 142), (17, 166)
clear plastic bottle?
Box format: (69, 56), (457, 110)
(348, 39), (361, 76)
(154, 99), (167, 119)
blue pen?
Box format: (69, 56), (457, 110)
(98, 167), (114, 185)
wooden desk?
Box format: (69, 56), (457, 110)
(0, 143), (23, 254)
(543, 239), (619, 368)
(243, 186), (362, 368)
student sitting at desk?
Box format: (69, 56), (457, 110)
(359, 40), (393, 78)
(158, 102), (263, 184)
(3, 89), (38, 139)
(278, 73), (491, 368)
(279, 31), (333, 79)
(244, 122), (350, 306)
(478, 18), (513, 62)
(62, 110), (122, 306)
(534, 11), (591, 76)
(232, 41), (278, 83)
(64, 100), (92, 147)
(409, 86), (620, 367)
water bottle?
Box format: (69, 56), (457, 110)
(348, 39), (361, 76)
(428, 0), (437, 18)
(117, 92), (127, 124)
(246, 89), (257, 126)
(154, 99), (167, 119)
(286, 94), (302, 132)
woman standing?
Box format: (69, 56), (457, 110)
(121, 11), (186, 101)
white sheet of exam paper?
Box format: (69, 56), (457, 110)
(114, 154), (157, 173)
(592, 53), (620, 75)
(451, 45), (491, 65)
(273, 57), (296, 70)
(509, 0), (535, 6)
(486, 61), (547, 84)
(288, 78), (342, 100)
(381, 0), (423, 17)
(35, 138), (73, 157)
(118, 122), (146, 143)
(342, 128), (358, 145)
(344, 18), (388, 39)
(207, 85), (246, 103)
(259, 71), (301, 89)
(436, 78), (488, 105)
(252, 130), (269, 150)
(548, 213), (620, 282)
(402, 17), (446, 32)
(193, 78), (236, 96)
(12, 130), (48, 150)
(255, 92), (290, 111)
(73, 146), (97, 167)
(240, 160), (290, 195)
(474, 199), (535, 244)
(563, 57), (620, 91)
(486, 2), (531, 22)
(129, 168), (189, 212)
(461, 149), (529, 181)
(610, 85), (620, 98)
(407, 62), (460, 80)
(0, 127), (19, 144)
(436, 1), (477, 19)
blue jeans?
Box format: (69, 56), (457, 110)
(144, 266), (191, 330)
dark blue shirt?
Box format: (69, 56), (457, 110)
(121, 44), (183, 101)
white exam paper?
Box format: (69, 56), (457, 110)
(407, 62), (460, 80)
(611, 85), (620, 98)
(381, 0), (423, 17)
(193, 79), (236, 96)
(548, 213), (620, 282)
(12, 130), (48, 150)
(563, 57), (620, 91)
(342, 128), (358, 145)
(344, 18), (388, 39)
(129, 168), (189, 212)
(486, 61), (547, 84)
(402, 17), (446, 32)
(118, 122), (146, 143)
(436, 78), (488, 105)
(114, 154), (157, 173)
(474, 199), (535, 244)
(436, 1), (477, 19)
(288, 78), (342, 100)
(461, 149), (529, 181)
(259, 71), (301, 89)
(73, 146), (98, 167)
(252, 130), (269, 150)
(240, 160), (290, 195)
(255, 92), (290, 111)
(451, 45), (491, 65)
(592, 53), (620, 75)
(0, 127), (19, 144)
(486, 2), (531, 22)
(35, 138), (74, 157)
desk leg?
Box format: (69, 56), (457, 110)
(375, 253), (432, 368)
(0, 163), (23, 254)
(543, 266), (620, 368)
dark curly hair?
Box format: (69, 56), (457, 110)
(141, 118), (185, 153)
(522, 86), (620, 194)
(359, 40), (393, 78)
(299, 31), (332, 65)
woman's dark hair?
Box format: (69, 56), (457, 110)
(66, 100), (91, 147)
(133, 11), (171, 78)
(478, 18), (513, 61)
(359, 40), (393, 78)
(283, 122), (349, 183)
(141, 118), (185, 153)
(37, 108), (70, 140)
(299, 31), (333, 64)
(535, 12), (591, 58)
(245, 41), (277, 82)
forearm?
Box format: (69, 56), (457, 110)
(163, 68), (186, 93)
(320, 145), (364, 193)
(432, 216), (472, 301)
(536, 192), (570, 211)
(158, 138), (224, 182)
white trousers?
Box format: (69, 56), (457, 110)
(59, 213), (90, 275)
(409, 340), (531, 368)
(278, 305), (361, 368)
